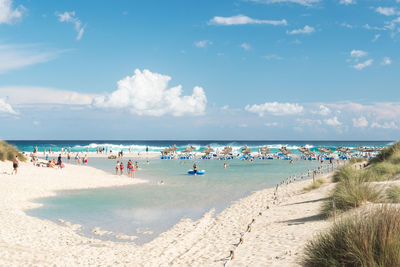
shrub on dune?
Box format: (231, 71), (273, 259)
(321, 174), (382, 217)
(303, 179), (326, 192)
(386, 185), (400, 203)
(303, 206), (400, 267)
(0, 141), (26, 162)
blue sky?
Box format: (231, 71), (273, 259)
(0, 0), (400, 140)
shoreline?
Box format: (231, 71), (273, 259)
(0, 160), (334, 266)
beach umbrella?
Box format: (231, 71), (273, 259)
(261, 146), (270, 155)
(280, 147), (292, 155)
(298, 146), (311, 154)
(161, 147), (171, 155)
(222, 146), (233, 155)
(241, 146), (251, 155)
(183, 146), (195, 153)
(202, 146), (214, 155)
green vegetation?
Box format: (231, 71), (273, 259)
(303, 206), (400, 267)
(303, 179), (326, 192)
(387, 185), (400, 203)
(348, 157), (367, 164)
(0, 140), (26, 162)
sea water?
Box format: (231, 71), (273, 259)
(15, 140), (390, 244)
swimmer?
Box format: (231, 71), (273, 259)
(224, 163), (227, 168)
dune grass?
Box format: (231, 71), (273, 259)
(303, 179), (326, 192)
(386, 185), (400, 203)
(303, 206), (400, 267)
(321, 174), (382, 217)
(348, 157), (367, 164)
(0, 140), (26, 162)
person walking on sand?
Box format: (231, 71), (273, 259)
(12, 156), (19, 175)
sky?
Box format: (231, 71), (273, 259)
(0, 0), (400, 140)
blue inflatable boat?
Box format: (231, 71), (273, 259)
(187, 170), (206, 175)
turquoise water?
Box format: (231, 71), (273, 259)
(27, 157), (320, 244)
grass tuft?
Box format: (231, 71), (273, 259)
(303, 206), (400, 267)
(303, 179), (326, 192)
(386, 185), (400, 203)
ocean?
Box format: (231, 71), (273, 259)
(11, 140), (391, 244)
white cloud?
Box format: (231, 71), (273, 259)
(353, 59), (373, 70)
(221, 105), (229, 110)
(240, 43), (251, 50)
(0, 0), (24, 24)
(247, 0), (320, 7)
(57, 11), (85, 40)
(339, 0), (356, 5)
(0, 98), (18, 115)
(350, 49), (367, 58)
(194, 40), (212, 48)
(93, 69), (207, 117)
(376, 7), (397, 16)
(263, 54), (283, 60)
(0, 86), (95, 105)
(341, 22), (353, 29)
(318, 105), (331, 116)
(324, 116), (342, 126)
(371, 121), (398, 129)
(245, 102), (303, 116)
(287, 25), (315, 35)
(352, 116), (368, 128)
(372, 34), (381, 42)
(382, 57), (392, 66)
(209, 15), (287, 26)
(264, 122), (278, 127)
(0, 44), (61, 74)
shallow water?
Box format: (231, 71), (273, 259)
(27, 157), (320, 244)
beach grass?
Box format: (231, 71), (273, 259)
(348, 157), (367, 164)
(303, 179), (326, 192)
(386, 185), (400, 203)
(303, 206), (400, 267)
(0, 141), (26, 162)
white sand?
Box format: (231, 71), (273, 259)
(0, 160), (333, 266)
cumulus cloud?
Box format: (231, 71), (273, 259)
(0, 98), (18, 115)
(353, 59), (373, 70)
(339, 0), (356, 5)
(324, 116), (342, 126)
(0, 44), (62, 74)
(245, 102), (303, 116)
(57, 11), (85, 40)
(382, 57), (392, 66)
(240, 43), (251, 50)
(247, 0), (320, 7)
(350, 49), (367, 58)
(0, 0), (24, 24)
(0, 86), (95, 105)
(209, 15), (287, 26)
(318, 105), (331, 116)
(371, 121), (398, 129)
(93, 69), (207, 117)
(372, 34), (381, 42)
(376, 7), (397, 16)
(194, 40), (212, 48)
(287, 25), (315, 35)
(352, 116), (368, 128)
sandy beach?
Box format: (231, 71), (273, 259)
(0, 160), (334, 266)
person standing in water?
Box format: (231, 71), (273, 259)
(193, 163), (198, 175)
(224, 163), (227, 169)
(115, 161), (120, 175)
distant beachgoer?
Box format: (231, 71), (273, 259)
(135, 161), (139, 170)
(224, 163), (227, 168)
(120, 162), (124, 175)
(67, 152), (71, 163)
(84, 154), (88, 164)
(146, 146), (149, 153)
(127, 160), (133, 177)
(57, 154), (62, 168)
(193, 163), (198, 175)
(12, 156), (19, 175)
(115, 161), (120, 175)
(146, 160), (150, 165)
(110, 147), (113, 154)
